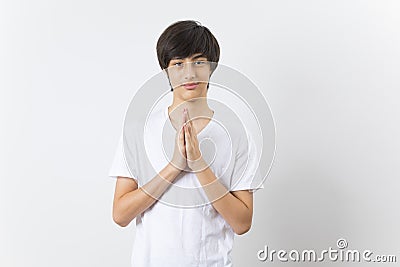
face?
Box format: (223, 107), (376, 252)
(167, 53), (211, 101)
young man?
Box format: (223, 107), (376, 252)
(109, 20), (262, 266)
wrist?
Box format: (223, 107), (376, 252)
(167, 162), (183, 175)
(188, 157), (209, 173)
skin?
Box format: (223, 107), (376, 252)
(112, 54), (253, 235)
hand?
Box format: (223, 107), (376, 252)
(170, 110), (188, 171)
(183, 108), (208, 172)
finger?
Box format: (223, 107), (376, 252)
(185, 122), (189, 136)
(185, 108), (193, 130)
(184, 108), (189, 126)
(184, 124), (189, 145)
(185, 119), (191, 135)
(186, 118), (194, 137)
(188, 109), (196, 131)
(185, 107), (189, 118)
(188, 120), (194, 136)
(184, 108), (194, 135)
(182, 108), (187, 127)
(179, 125), (185, 145)
(180, 111), (186, 139)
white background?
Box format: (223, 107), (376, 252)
(1, 0), (399, 266)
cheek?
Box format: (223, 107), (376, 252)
(168, 72), (183, 88)
(198, 82), (208, 90)
(196, 68), (211, 82)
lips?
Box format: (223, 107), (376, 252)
(183, 82), (199, 90)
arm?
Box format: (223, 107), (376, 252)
(113, 110), (188, 227)
(195, 167), (253, 235)
(112, 163), (181, 227)
(182, 109), (253, 235)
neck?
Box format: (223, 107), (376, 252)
(168, 97), (213, 124)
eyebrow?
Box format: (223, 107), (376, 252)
(171, 54), (207, 60)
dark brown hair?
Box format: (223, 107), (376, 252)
(156, 20), (220, 70)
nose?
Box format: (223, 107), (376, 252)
(183, 62), (195, 80)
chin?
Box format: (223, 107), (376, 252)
(182, 93), (199, 101)
(178, 87), (206, 98)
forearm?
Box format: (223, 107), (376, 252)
(195, 166), (252, 234)
(113, 163), (181, 227)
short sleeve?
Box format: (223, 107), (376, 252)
(108, 134), (138, 182)
(230, 131), (264, 192)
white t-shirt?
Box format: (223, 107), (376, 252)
(109, 103), (263, 267)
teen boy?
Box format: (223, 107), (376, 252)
(109, 20), (262, 266)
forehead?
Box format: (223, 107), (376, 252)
(171, 53), (207, 60)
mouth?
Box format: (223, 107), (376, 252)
(183, 82), (199, 90)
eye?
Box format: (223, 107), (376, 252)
(173, 62), (183, 67)
(194, 60), (207, 65)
